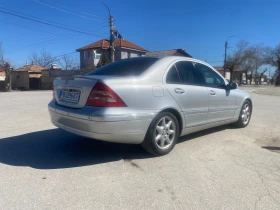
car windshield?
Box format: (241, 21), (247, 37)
(87, 57), (159, 76)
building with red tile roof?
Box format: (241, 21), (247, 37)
(77, 38), (148, 69)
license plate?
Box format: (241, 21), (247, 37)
(59, 90), (80, 104)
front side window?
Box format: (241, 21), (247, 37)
(195, 63), (225, 88)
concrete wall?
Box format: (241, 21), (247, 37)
(117, 48), (145, 60)
(80, 50), (85, 68)
(11, 71), (29, 90)
(80, 50), (101, 68)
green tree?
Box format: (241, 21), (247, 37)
(97, 49), (110, 68)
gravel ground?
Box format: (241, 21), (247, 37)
(240, 85), (280, 96)
(0, 91), (279, 210)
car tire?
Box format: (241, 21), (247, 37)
(234, 100), (252, 128)
(141, 112), (179, 156)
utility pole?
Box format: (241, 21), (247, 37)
(109, 15), (115, 62)
(223, 36), (234, 80)
(103, 2), (115, 63)
(223, 41), (228, 77)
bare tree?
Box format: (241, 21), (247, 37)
(239, 44), (263, 84)
(226, 41), (249, 83)
(29, 49), (54, 68)
(72, 57), (80, 70)
(0, 42), (4, 65)
(58, 54), (75, 70)
(264, 43), (280, 86)
(0, 42), (12, 91)
(239, 57), (255, 84)
(259, 68), (268, 85)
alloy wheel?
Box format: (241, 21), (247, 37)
(154, 116), (176, 149)
(241, 103), (250, 125)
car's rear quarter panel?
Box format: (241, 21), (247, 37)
(102, 79), (185, 128)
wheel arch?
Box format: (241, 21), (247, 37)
(245, 98), (253, 113)
(159, 108), (184, 136)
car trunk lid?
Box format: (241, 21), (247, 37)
(53, 76), (98, 108)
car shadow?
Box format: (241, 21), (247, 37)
(0, 124), (236, 170)
(178, 124), (236, 144)
(262, 146), (280, 151)
(0, 129), (152, 170)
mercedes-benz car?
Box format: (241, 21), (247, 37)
(48, 56), (252, 156)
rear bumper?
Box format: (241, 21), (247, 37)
(48, 100), (155, 144)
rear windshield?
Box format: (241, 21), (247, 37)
(87, 57), (159, 76)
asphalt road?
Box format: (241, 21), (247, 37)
(0, 90), (279, 210)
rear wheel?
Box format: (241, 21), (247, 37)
(142, 112), (179, 156)
(234, 100), (252, 128)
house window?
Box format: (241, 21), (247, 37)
(121, 52), (128, 59)
(94, 49), (101, 59)
(130, 53), (138, 58)
(84, 50), (92, 59)
(95, 54), (101, 59)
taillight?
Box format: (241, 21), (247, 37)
(86, 82), (127, 107)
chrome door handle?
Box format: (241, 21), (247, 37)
(209, 90), (216, 95)
(174, 88), (185, 94)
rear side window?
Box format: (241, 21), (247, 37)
(175, 61), (201, 85)
(166, 65), (180, 84)
(87, 57), (159, 76)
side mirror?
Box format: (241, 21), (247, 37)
(226, 82), (238, 90)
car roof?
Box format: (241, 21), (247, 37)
(155, 56), (212, 67)
(121, 56), (210, 66)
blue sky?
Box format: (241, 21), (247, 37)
(0, 0), (279, 69)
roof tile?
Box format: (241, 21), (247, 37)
(16, 64), (46, 72)
(77, 38), (148, 52)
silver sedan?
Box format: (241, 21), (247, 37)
(48, 56), (252, 156)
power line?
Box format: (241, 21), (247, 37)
(82, 12), (107, 19)
(0, 7), (105, 37)
(52, 52), (77, 59)
(1, 19), (107, 54)
(43, 0), (107, 19)
(0, 19), (58, 35)
(5, 33), (83, 53)
(0, 17), (108, 36)
(33, 0), (106, 22)
(208, 60), (224, 64)
(0, 6), (102, 33)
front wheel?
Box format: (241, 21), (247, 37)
(234, 100), (252, 128)
(141, 112), (179, 156)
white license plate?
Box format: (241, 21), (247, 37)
(59, 90), (80, 103)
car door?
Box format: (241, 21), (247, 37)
(194, 63), (236, 123)
(164, 61), (210, 128)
